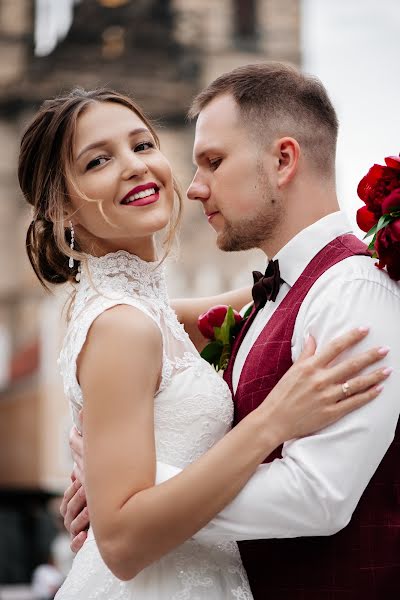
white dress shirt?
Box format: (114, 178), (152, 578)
(157, 211), (400, 541)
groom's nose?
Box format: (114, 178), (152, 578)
(187, 171), (210, 203)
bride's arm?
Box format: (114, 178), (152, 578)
(171, 287), (251, 351)
(80, 304), (280, 580)
(79, 307), (385, 581)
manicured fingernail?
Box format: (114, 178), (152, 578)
(358, 326), (369, 333)
(378, 346), (390, 355)
(375, 384), (384, 392)
(382, 367), (393, 376)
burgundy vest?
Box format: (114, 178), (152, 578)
(224, 235), (400, 599)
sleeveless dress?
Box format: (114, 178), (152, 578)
(56, 250), (253, 600)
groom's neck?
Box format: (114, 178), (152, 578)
(260, 180), (340, 258)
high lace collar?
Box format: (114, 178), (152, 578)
(77, 250), (169, 306)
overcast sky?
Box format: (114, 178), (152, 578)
(301, 0), (400, 230)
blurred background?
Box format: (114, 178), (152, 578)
(0, 0), (398, 597)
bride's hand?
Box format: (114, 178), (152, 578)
(258, 327), (391, 442)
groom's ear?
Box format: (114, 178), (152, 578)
(272, 137), (300, 189)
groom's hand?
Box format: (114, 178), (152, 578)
(60, 475), (89, 552)
(60, 419), (89, 552)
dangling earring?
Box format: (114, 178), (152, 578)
(69, 221), (75, 269)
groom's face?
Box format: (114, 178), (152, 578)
(187, 93), (281, 251)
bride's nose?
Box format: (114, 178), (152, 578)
(121, 151), (148, 179)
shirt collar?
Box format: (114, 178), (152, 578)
(273, 211), (353, 288)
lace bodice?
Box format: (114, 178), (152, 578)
(59, 250), (233, 467)
(56, 251), (252, 599)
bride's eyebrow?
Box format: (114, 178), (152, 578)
(76, 127), (150, 161)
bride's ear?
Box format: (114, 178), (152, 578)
(63, 205), (80, 227)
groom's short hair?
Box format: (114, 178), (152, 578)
(189, 62), (338, 177)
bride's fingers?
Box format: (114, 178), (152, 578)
(329, 384), (384, 421)
(330, 366), (392, 403)
(326, 346), (390, 384)
(297, 335), (317, 361)
(313, 327), (370, 367)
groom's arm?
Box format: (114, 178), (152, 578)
(158, 274), (400, 541)
(171, 287), (251, 351)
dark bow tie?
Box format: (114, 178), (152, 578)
(252, 259), (282, 311)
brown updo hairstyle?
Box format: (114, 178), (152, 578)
(18, 88), (183, 291)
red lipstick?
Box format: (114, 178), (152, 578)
(120, 182), (160, 207)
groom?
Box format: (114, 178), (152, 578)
(62, 63), (400, 598)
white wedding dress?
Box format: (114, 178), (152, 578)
(56, 251), (253, 599)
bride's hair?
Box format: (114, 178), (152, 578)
(18, 88), (183, 290)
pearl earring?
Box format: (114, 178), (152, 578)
(69, 221), (75, 269)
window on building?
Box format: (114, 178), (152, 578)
(233, 0), (259, 51)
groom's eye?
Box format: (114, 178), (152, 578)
(209, 158), (222, 171)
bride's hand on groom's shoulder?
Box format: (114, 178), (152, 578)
(259, 327), (391, 441)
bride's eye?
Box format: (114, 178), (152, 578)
(135, 141), (155, 152)
(86, 156), (108, 171)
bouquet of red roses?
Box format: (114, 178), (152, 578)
(356, 154), (400, 280)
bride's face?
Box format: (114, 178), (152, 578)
(67, 101), (174, 258)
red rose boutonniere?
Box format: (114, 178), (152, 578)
(356, 154), (400, 281)
(198, 304), (252, 371)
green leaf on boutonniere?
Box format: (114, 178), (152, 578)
(200, 340), (223, 368)
(199, 304), (250, 371)
(242, 303), (254, 320)
(214, 306), (236, 346)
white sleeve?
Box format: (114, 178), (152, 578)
(157, 276), (400, 542)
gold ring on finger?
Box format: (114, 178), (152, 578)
(341, 381), (351, 398)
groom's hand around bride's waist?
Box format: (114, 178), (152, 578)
(60, 474), (90, 552)
(60, 421), (90, 553)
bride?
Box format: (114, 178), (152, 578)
(18, 88), (389, 599)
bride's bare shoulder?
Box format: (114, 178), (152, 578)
(78, 303), (162, 372)
(91, 304), (159, 336)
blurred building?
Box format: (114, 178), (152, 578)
(0, 0), (300, 585)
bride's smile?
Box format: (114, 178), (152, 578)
(67, 101), (175, 260)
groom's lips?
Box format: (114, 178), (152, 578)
(206, 211), (219, 223)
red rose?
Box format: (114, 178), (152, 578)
(356, 205), (378, 233)
(357, 155), (400, 217)
(385, 155), (400, 169)
(198, 304), (242, 340)
(375, 219), (400, 281)
(381, 188), (400, 214)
